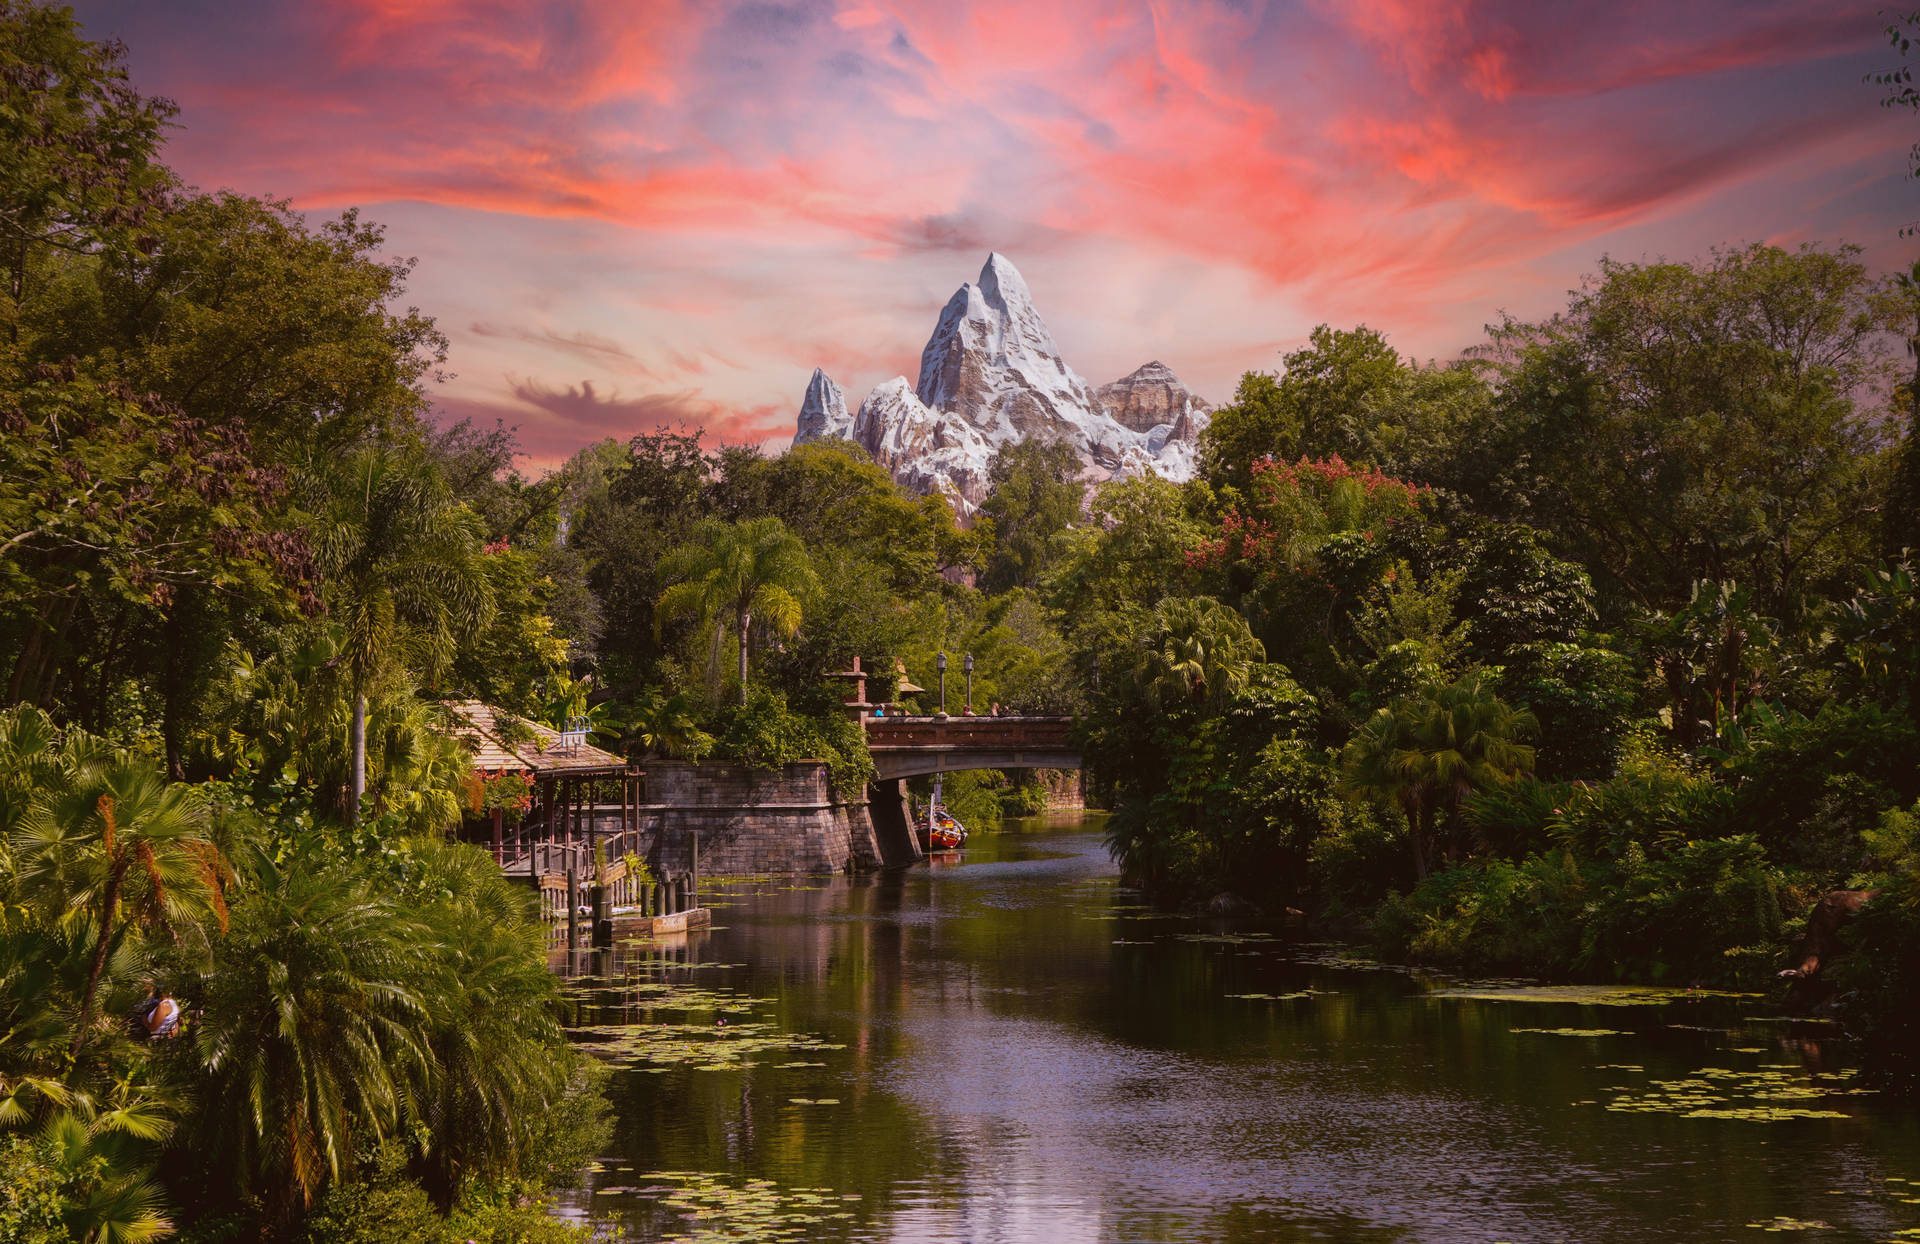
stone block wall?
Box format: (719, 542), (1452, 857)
(644, 761), (882, 876)
(1037, 768), (1086, 811)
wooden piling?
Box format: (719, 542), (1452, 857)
(565, 868), (579, 953)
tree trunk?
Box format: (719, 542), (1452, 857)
(33, 594), (79, 710)
(736, 605), (751, 705)
(72, 854), (125, 1061)
(1404, 801), (1428, 881)
(350, 693), (368, 823)
(6, 613), (41, 705)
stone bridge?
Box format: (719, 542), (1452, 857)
(862, 715), (1080, 865)
(864, 714), (1080, 779)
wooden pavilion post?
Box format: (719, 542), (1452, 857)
(586, 777), (598, 872)
(491, 807), (503, 866)
(541, 778), (555, 874)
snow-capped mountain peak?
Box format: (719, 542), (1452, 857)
(795, 367), (852, 443)
(793, 254), (1211, 514)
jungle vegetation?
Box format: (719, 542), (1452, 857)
(6, 5), (1920, 1238)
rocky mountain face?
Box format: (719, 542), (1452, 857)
(1097, 360), (1213, 434)
(791, 254), (1211, 514)
(796, 368), (852, 442)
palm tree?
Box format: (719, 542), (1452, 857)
(33, 1110), (174, 1244)
(193, 850), (433, 1214)
(656, 517), (817, 705)
(1341, 672), (1537, 879)
(311, 449), (496, 821)
(406, 842), (568, 1207)
(1136, 596), (1265, 711)
(10, 749), (217, 1060)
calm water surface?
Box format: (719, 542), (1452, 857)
(553, 813), (1920, 1242)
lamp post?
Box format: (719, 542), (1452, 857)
(935, 651), (948, 720)
(964, 652), (974, 715)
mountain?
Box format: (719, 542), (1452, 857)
(791, 254), (1211, 513)
(796, 367), (852, 442)
(1096, 360), (1213, 435)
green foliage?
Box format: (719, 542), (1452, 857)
(921, 770), (1004, 834)
(1378, 835), (1785, 987)
(979, 439), (1084, 592)
(656, 516), (817, 706)
(1723, 702), (1920, 873)
(1198, 325), (1487, 492)
(1832, 802), (1920, 1091)
(711, 688), (873, 800)
(296, 1145), (452, 1244)
(0, 1123), (171, 1244)
(1340, 672), (1537, 878)
(1496, 642), (1637, 780)
(1457, 245), (1890, 621)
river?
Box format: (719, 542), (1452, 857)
(553, 813), (1920, 1243)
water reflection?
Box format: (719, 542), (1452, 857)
(555, 813), (1920, 1243)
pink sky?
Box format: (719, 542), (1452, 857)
(75, 0), (1918, 465)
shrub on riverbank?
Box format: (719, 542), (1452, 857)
(710, 687), (875, 799)
(1832, 803), (1920, 1093)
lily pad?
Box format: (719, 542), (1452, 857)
(1428, 984), (1759, 1006)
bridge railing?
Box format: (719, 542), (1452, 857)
(864, 715), (1075, 750)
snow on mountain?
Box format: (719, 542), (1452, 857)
(794, 367), (852, 442)
(849, 377), (994, 514)
(791, 254), (1211, 514)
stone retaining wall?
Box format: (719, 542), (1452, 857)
(644, 760), (881, 876)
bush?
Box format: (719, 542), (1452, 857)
(1546, 734), (1731, 861)
(1306, 803), (1407, 919)
(1497, 642), (1638, 780)
(711, 687), (874, 798)
(1463, 778), (1573, 859)
(998, 773), (1052, 818)
(1372, 853), (1587, 975)
(1726, 703), (1920, 875)
(0, 1137), (71, 1244)
(1373, 835), (1788, 987)
(299, 1148), (452, 1244)
(297, 1145), (596, 1244)
(1833, 803), (1920, 1093)
(1581, 835), (1785, 986)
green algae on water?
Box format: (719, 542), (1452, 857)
(1428, 984), (1760, 1006)
(1595, 1064), (1874, 1122)
(627, 1171), (863, 1242)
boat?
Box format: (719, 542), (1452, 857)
(917, 775), (969, 852)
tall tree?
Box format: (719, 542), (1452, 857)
(193, 853), (432, 1217)
(1199, 325), (1487, 493)
(310, 449), (494, 821)
(655, 517), (817, 705)
(1455, 245), (1891, 621)
(979, 439), (1083, 592)
(1134, 596), (1265, 712)
(0, 0), (173, 342)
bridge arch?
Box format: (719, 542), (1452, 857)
(860, 715), (1080, 865)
